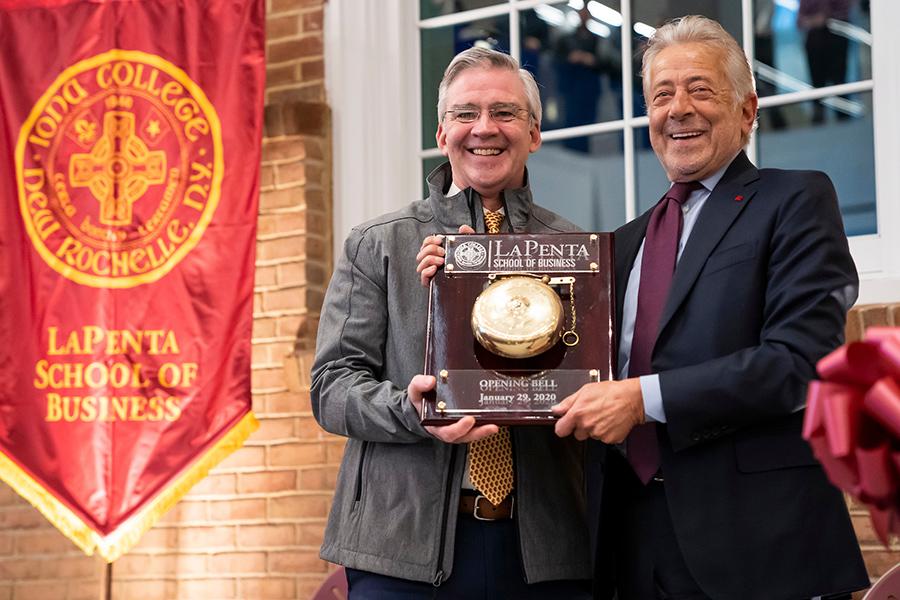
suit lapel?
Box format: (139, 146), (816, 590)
(615, 212), (651, 338)
(656, 152), (760, 339)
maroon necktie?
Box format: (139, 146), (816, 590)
(626, 181), (701, 484)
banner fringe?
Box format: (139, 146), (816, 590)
(95, 411), (259, 562)
(0, 451), (97, 556)
(0, 411), (259, 562)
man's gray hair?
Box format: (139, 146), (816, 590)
(642, 15), (756, 136)
(437, 47), (542, 126)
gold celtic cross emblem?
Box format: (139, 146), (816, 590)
(69, 111), (166, 226)
(18, 50), (222, 288)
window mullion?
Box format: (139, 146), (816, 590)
(621, 0), (636, 223)
(742, 0), (758, 164)
(509, 0), (520, 62)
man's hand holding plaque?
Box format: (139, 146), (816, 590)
(407, 374), (499, 442)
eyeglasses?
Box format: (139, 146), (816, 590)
(443, 104), (531, 124)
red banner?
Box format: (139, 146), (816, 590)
(0, 0), (263, 560)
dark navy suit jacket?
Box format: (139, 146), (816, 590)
(588, 152), (869, 599)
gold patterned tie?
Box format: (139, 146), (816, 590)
(482, 209), (504, 235)
(467, 208), (514, 506)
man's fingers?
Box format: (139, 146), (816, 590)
(416, 237), (446, 288)
(409, 374), (436, 392)
(415, 243), (445, 264)
(416, 251), (445, 287)
(551, 392), (576, 416)
(458, 224), (475, 234)
(426, 416), (475, 443)
(552, 389), (580, 437)
(419, 234), (445, 250)
(419, 265), (437, 287)
(425, 419), (499, 443)
(555, 411), (576, 437)
(406, 375), (436, 407)
(461, 424), (500, 442)
(416, 254), (443, 274)
(553, 384), (606, 439)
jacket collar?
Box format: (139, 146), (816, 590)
(426, 162), (535, 233)
(614, 151), (760, 338)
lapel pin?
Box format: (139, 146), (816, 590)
(734, 195), (744, 202)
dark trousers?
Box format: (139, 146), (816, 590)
(346, 513), (591, 599)
(603, 451), (710, 600)
(602, 452), (855, 600)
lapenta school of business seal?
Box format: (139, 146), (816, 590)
(16, 50), (223, 288)
(454, 241), (487, 269)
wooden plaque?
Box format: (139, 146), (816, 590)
(421, 232), (615, 425)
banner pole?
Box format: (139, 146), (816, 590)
(105, 562), (113, 600)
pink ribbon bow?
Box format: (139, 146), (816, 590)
(803, 327), (900, 545)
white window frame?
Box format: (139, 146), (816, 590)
(326, 0), (900, 305)
(856, 0), (900, 303)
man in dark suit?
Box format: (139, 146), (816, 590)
(552, 15), (869, 600)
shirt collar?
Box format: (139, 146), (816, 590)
(686, 150), (741, 193)
(446, 181), (506, 215)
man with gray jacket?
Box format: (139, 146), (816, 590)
(311, 47), (592, 598)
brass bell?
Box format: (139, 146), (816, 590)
(471, 276), (563, 359)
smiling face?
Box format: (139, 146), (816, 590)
(436, 67), (541, 207)
(646, 42), (757, 182)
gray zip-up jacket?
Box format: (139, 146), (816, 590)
(311, 163), (592, 585)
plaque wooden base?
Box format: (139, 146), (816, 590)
(421, 232), (615, 425)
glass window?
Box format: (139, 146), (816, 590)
(531, 132), (626, 230)
(420, 0), (507, 21)
(519, 2), (624, 132)
(417, 1), (877, 235)
(753, 0), (872, 99)
(756, 93), (876, 236)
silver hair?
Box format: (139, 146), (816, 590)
(642, 15), (757, 142)
(437, 47), (542, 127)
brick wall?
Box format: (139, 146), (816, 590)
(0, 1), (339, 599)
